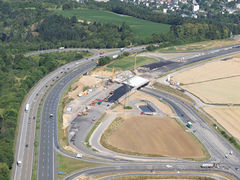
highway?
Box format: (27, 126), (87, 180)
(12, 46), (146, 180)
(13, 44), (240, 180)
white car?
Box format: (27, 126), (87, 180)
(76, 153), (83, 158)
(17, 161), (22, 167)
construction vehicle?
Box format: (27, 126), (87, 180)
(186, 120), (192, 128)
(82, 111), (88, 115)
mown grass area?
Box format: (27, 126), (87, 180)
(107, 56), (157, 71)
(57, 153), (100, 180)
(53, 8), (170, 40)
(112, 175), (216, 180)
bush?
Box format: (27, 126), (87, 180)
(97, 56), (111, 66)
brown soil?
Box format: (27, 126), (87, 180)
(106, 114), (205, 159)
(67, 75), (100, 99)
(203, 107), (240, 141)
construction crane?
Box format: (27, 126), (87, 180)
(111, 67), (115, 82)
(134, 53), (137, 74)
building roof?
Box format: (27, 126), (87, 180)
(123, 76), (149, 88)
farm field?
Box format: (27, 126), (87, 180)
(172, 57), (240, 104)
(158, 39), (240, 52)
(203, 107), (240, 141)
(107, 56), (157, 71)
(53, 9), (170, 40)
(101, 114), (206, 159)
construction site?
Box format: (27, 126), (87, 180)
(61, 52), (208, 159)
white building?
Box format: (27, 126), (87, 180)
(193, 4), (199, 12)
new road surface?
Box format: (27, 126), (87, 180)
(13, 45), (240, 180)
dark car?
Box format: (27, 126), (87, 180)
(33, 116), (36, 120)
(25, 144), (28, 148)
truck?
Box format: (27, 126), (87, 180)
(186, 120), (192, 128)
(201, 163), (214, 168)
(25, 104), (30, 112)
(112, 55), (118, 59)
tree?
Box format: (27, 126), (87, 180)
(0, 163), (9, 180)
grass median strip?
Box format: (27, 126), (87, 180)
(153, 82), (195, 103)
(112, 175), (216, 180)
(85, 113), (106, 150)
(57, 153), (100, 180)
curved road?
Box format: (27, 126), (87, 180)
(13, 45), (240, 180)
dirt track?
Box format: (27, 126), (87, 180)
(106, 114), (205, 159)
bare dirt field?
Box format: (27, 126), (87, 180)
(104, 114), (206, 159)
(110, 90), (174, 116)
(203, 107), (240, 141)
(172, 57), (240, 104)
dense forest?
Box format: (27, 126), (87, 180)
(1, 0), (240, 179)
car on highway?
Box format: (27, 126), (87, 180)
(17, 161), (22, 167)
(76, 153), (83, 158)
(33, 116), (36, 120)
(25, 144), (28, 148)
(92, 117), (96, 121)
(49, 114), (53, 118)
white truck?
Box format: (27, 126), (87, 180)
(25, 104), (30, 112)
(201, 163), (214, 168)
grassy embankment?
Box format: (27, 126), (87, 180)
(112, 175), (216, 180)
(53, 8), (170, 40)
(84, 113), (106, 150)
(57, 153), (100, 180)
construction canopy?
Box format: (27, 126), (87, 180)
(123, 76), (149, 89)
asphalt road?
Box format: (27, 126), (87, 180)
(13, 44), (240, 180)
(12, 46), (146, 180)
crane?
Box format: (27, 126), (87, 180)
(111, 67), (115, 82)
